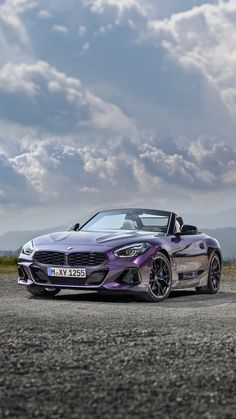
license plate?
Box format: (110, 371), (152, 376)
(47, 267), (86, 278)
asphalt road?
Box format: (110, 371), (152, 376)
(0, 276), (235, 419)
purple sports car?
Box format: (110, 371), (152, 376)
(18, 208), (222, 302)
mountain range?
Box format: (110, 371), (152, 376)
(182, 207), (236, 229)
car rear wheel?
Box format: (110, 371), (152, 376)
(26, 285), (61, 298)
(141, 253), (172, 302)
(195, 252), (221, 295)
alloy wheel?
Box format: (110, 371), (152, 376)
(149, 256), (172, 299)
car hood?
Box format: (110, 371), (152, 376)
(33, 230), (163, 249)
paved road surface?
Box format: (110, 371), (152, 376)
(0, 276), (235, 419)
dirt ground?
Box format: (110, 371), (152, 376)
(0, 275), (235, 419)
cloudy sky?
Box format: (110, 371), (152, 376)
(0, 0), (236, 233)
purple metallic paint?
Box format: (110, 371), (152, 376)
(18, 210), (222, 297)
(18, 230), (162, 292)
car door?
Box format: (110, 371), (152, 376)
(170, 233), (208, 282)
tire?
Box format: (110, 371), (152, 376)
(196, 252), (221, 295)
(140, 252), (172, 302)
(26, 285), (61, 298)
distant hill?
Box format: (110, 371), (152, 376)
(0, 225), (235, 261)
(0, 249), (21, 256)
(183, 208), (236, 229)
(0, 226), (64, 253)
(203, 228), (236, 261)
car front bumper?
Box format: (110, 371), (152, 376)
(18, 256), (153, 293)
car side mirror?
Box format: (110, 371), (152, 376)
(180, 224), (198, 235)
(68, 223), (80, 231)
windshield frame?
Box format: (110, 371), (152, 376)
(80, 208), (175, 235)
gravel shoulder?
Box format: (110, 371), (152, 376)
(0, 276), (236, 419)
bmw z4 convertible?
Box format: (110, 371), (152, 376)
(18, 208), (222, 302)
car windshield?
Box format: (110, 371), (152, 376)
(81, 209), (171, 233)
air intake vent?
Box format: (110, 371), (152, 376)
(68, 252), (107, 266)
(34, 251), (65, 266)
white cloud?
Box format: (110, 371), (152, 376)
(78, 25), (87, 37)
(0, 60), (136, 133)
(223, 161), (236, 185)
(82, 42), (90, 51)
(37, 10), (52, 19)
(52, 24), (68, 35)
(140, 143), (215, 188)
(84, 91), (135, 132)
(5, 136), (236, 212)
(78, 186), (99, 193)
(147, 0), (236, 116)
(0, 61), (81, 96)
(85, 0), (147, 16)
(0, 0), (236, 224)
(0, 0), (37, 44)
(9, 139), (136, 204)
(0, 149), (39, 205)
(0, 62), (36, 95)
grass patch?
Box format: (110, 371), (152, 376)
(222, 262), (236, 280)
(0, 256), (18, 274)
(0, 256), (18, 266)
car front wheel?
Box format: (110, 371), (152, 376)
(26, 285), (61, 298)
(141, 253), (172, 302)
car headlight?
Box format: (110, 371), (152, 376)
(22, 240), (34, 255)
(114, 243), (151, 258)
